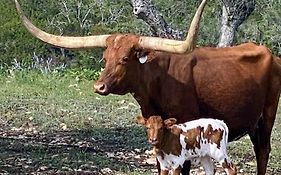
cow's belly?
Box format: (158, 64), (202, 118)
(193, 67), (266, 141)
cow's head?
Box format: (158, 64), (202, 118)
(136, 115), (177, 146)
(93, 34), (149, 95)
(14, 0), (208, 95)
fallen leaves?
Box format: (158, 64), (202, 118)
(0, 122), (270, 175)
(60, 123), (68, 131)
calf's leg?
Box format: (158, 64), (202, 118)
(219, 158), (236, 175)
(180, 160), (191, 175)
(156, 158), (161, 175)
(172, 166), (182, 175)
(160, 169), (169, 175)
(200, 156), (215, 175)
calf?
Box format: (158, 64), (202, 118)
(137, 115), (237, 175)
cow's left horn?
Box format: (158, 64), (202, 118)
(138, 0), (207, 54)
(14, 0), (110, 48)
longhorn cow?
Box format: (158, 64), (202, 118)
(14, 0), (281, 174)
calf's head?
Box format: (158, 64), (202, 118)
(136, 115), (177, 146)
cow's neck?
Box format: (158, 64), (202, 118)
(132, 52), (200, 121)
(132, 54), (169, 117)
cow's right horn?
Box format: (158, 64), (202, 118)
(14, 0), (110, 48)
(138, 0), (207, 54)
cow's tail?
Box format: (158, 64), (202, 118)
(273, 56), (281, 90)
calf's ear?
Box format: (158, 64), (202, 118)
(164, 118), (177, 127)
(136, 115), (147, 125)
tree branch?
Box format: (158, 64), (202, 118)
(131, 0), (183, 39)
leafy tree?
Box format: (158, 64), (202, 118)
(131, 0), (256, 47)
(0, 0), (280, 71)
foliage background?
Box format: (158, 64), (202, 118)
(1, 0), (280, 74)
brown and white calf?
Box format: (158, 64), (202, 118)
(137, 115), (237, 175)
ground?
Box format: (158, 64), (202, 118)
(0, 73), (280, 174)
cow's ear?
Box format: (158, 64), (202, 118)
(135, 50), (154, 64)
(136, 115), (147, 125)
(138, 55), (148, 64)
(164, 118), (177, 127)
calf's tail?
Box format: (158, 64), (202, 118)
(216, 119), (229, 146)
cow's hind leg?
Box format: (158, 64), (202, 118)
(249, 119), (271, 175)
(250, 86), (280, 175)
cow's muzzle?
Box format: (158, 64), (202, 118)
(94, 82), (109, 95)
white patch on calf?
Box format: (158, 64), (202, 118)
(157, 149), (186, 171)
(177, 118), (228, 135)
(157, 118), (232, 174)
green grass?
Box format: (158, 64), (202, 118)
(0, 71), (280, 174)
(0, 71), (150, 174)
(0, 71), (139, 131)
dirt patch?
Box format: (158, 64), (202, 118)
(0, 122), (259, 175)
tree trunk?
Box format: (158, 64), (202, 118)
(217, 4), (236, 47)
(131, 0), (255, 47)
(131, 0), (183, 39)
(218, 0), (255, 47)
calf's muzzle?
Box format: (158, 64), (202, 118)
(149, 138), (159, 145)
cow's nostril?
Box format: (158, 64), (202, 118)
(94, 83), (108, 94)
(99, 84), (105, 90)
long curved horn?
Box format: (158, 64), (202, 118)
(15, 0), (110, 48)
(138, 0), (207, 53)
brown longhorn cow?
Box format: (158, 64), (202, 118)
(14, 0), (281, 174)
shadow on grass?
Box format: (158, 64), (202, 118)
(0, 126), (153, 174)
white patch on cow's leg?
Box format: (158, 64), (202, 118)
(199, 156), (215, 175)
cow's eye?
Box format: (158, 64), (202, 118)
(120, 56), (129, 64)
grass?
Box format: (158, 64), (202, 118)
(0, 70), (280, 174)
(0, 71), (139, 131)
